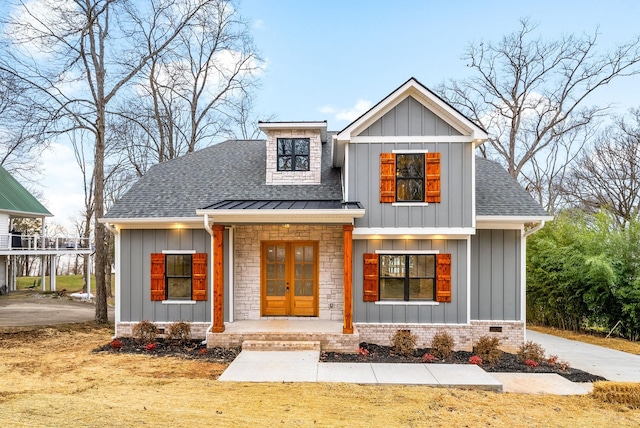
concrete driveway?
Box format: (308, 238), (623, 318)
(0, 291), (113, 327)
(527, 330), (640, 382)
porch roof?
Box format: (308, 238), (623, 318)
(196, 199), (365, 224)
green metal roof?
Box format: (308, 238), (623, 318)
(0, 165), (52, 217)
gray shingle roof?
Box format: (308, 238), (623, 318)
(475, 157), (549, 217)
(104, 139), (342, 219)
(105, 141), (548, 220)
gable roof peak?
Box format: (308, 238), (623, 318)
(336, 77), (488, 141)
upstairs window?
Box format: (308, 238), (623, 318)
(396, 154), (425, 202)
(380, 152), (441, 203)
(277, 138), (310, 171)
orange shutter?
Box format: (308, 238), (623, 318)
(363, 253), (379, 302)
(150, 253), (166, 301)
(435, 253), (451, 302)
(380, 153), (396, 203)
(192, 253), (207, 301)
(425, 152), (441, 203)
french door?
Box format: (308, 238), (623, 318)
(261, 241), (318, 316)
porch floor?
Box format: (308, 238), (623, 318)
(207, 320), (360, 353)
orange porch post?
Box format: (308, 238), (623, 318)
(212, 224), (225, 333)
(343, 224), (354, 334)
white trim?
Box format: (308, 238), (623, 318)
(98, 217), (202, 229)
(161, 249), (196, 254)
(258, 121), (327, 143)
(476, 215), (554, 223)
(354, 321), (472, 327)
(195, 209), (366, 224)
(162, 300), (196, 305)
(392, 202), (429, 207)
(228, 226), (234, 323)
(375, 301), (440, 306)
(471, 148), (476, 228)
(374, 249), (439, 254)
(391, 149), (429, 153)
(344, 143), (349, 201)
(521, 229), (526, 323)
(353, 227), (473, 240)
(352, 136), (473, 144)
(466, 235), (471, 324)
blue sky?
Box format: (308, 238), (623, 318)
(20, 0), (640, 228)
(241, 0), (640, 129)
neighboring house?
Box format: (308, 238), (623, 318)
(102, 78), (551, 352)
(0, 165), (92, 294)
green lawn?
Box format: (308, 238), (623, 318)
(16, 275), (115, 302)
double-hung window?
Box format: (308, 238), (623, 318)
(277, 138), (310, 171)
(165, 254), (192, 300)
(379, 254), (435, 301)
(396, 154), (425, 202)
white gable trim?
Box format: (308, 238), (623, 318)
(336, 78), (488, 142)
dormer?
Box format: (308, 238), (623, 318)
(259, 121), (327, 185)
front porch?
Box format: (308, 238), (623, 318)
(206, 320), (361, 353)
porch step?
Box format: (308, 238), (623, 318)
(242, 340), (322, 351)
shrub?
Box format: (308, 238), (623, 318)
(472, 335), (503, 364)
(132, 320), (158, 345)
(422, 353), (436, 363)
(390, 329), (417, 357)
(144, 343), (156, 352)
(110, 339), (124, 351)
(430, 331), (454, 360)
(166, 321), (192, 346)
(469, 355), (483, 365)
(525, 359), (539, 367)
(357, 347), (369, 357)
(517, 341), (545, 364)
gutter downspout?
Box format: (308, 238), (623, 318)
(203, 214), (214, 343)
(104, 223), (120, 338)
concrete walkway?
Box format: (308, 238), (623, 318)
(218, 350), (504, 391)
(527, 330), (640, 382)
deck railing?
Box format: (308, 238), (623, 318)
(0, 233), (91, 251)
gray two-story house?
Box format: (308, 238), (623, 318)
(102, 78), (551, 352)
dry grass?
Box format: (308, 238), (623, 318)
(1, 323), (640, 427)
(528, 325), (640, 356)
(593, 382), (640, 409)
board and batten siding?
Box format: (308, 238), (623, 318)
(120, 229), (221, 323)
(353, 239), (468, 324)
(470, 229), (521, 321)
(349, 141), (473, 229)
(358, 96), (462, 137)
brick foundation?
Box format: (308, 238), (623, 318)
(206, 330), (361, 353)
(355, 320), (524, 353)
(116, 322), (210, 340)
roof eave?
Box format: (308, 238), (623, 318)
(476, 215), (554, 229)
(196, 208), (365, 224)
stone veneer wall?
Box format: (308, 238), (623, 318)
(264, 129), (322, 185)
(117, 322), (209, 339)
(354, 320), (525, 353)
(234, 225), (344, 321)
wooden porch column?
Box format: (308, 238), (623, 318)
(212, 224), (225, 333)
(343, 224), (354, 334)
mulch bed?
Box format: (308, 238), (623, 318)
(93, 337), (241, 363)
(95, 339), (605, 383)
(320, 343), (606, 383)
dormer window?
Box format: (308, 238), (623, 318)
(277, 138), (310, 171)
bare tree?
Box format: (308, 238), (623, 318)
(0, 69), (49, 181)
(438, 18), (640, 212)
(562, 109), (640, 225)
(0, 0), (231, 322)
(113, 0), (261, 176)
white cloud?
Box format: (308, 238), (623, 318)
(336, 100), (372, 121)
(319, 105), (335, 114)
(252, 19), (266, 30)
